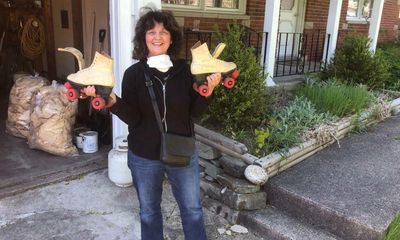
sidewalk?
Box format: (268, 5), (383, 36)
(0, 169), (264, 240)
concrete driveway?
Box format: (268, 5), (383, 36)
(0, 169), (264, 240)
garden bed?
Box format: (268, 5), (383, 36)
(196, 96), (400, 179)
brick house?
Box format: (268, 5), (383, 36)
(111, 0), (400, 144)
(159, 0), (400, 78)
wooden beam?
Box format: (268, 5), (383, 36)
(195, 134), (258, 165)
(194, 124), (248, 154)
(72, 0), (83, 72)
(42, 0), (56, 80)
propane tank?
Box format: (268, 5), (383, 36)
(108, 136), (132, 187)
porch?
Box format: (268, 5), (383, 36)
(183, 28), (330, 81)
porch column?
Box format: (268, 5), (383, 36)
(368, 0), (384, 52)
(323, 0), (343, 63)
(262, 0), (281, 86)
(109, 0), (161, 146)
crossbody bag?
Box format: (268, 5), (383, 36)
(144, 73), (195, 167)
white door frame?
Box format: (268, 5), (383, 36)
(109, 0), (161, 147)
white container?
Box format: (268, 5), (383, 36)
(108, 136), (132, 187)
(81, 131), (98, 153)
(73, 127), (90, 149)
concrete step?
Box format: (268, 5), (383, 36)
(261, 116), (400, 240)
(272, 75), (304, 91)
(265, 183), (382, 240)
(238, 206), (341, 240)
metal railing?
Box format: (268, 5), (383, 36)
(182, 27), (330, 77)
(274, 30), (330, 77)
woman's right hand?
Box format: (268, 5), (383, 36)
(81, 86), (117, 108)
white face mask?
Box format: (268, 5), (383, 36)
(147, 54), (173, 72)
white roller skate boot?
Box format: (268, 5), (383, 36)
(190, 41), (239, 96)
(63, 51), (115, 110)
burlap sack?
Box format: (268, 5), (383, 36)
(6, 75), (49, 138)
(28, 81), (79, 156)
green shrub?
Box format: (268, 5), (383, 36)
(321, 34), (390, 89)
(296, 81), (373, 117)
(200, 24), (269, 133)
(378, 43), (400, 91)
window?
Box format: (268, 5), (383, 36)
(162, 0), (245, 14)
(347, 0), (374, 20)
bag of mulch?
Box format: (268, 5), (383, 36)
(28, 80), (79, 157)
(6, 74), (49, 138)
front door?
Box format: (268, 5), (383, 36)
(278, 0), (301, 59)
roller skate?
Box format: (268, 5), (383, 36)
(60, 49), (115, 110)
(190, 41), (239, 96)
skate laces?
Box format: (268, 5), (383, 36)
(147, 54), (173, 72)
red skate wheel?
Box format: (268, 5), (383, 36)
(193, 82), (199, 92)
(66, 88), (78, 101)
(92, 97), (105, 110)
(231, 70), (239, 79)
(64, 81), (72, 89)
(198, 85), (209, 97)
(224, 78), (235, 89)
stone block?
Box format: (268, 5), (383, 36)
(200, 180), (222, 200)
(210, 159), (221, 167)
(216, 174), (260, 194)
(201, 159), (224, 179)
(220, 155), (247, 178)
(200, 180), (266, 210)
(197, 141), (222, 160)
(202, 197), (240, 224)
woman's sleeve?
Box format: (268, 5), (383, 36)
(188, 66), (213, 118)
(109, 69), (141, 126)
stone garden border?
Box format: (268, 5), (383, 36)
(196, 97), (400, 179)
(195, 96), (400, 223)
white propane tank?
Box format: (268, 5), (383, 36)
(108, 136), (133, 187)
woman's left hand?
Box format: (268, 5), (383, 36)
(204, 73), (221, 97)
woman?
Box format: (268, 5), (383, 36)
(83, 9), (220, 240)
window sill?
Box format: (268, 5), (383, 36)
(346, 17), (370, 25)
(169, 10), (250, 20)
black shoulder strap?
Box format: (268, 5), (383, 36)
(144, 73), (165, 134)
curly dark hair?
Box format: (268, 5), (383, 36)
(133, 9), (182, 60)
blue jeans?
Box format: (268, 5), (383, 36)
(127, 150), (207, 240)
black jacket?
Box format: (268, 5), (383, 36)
(110, 59), (211, 160)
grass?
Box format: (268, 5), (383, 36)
(385, 213), (400, 240)
(296, 81), (372, 117)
